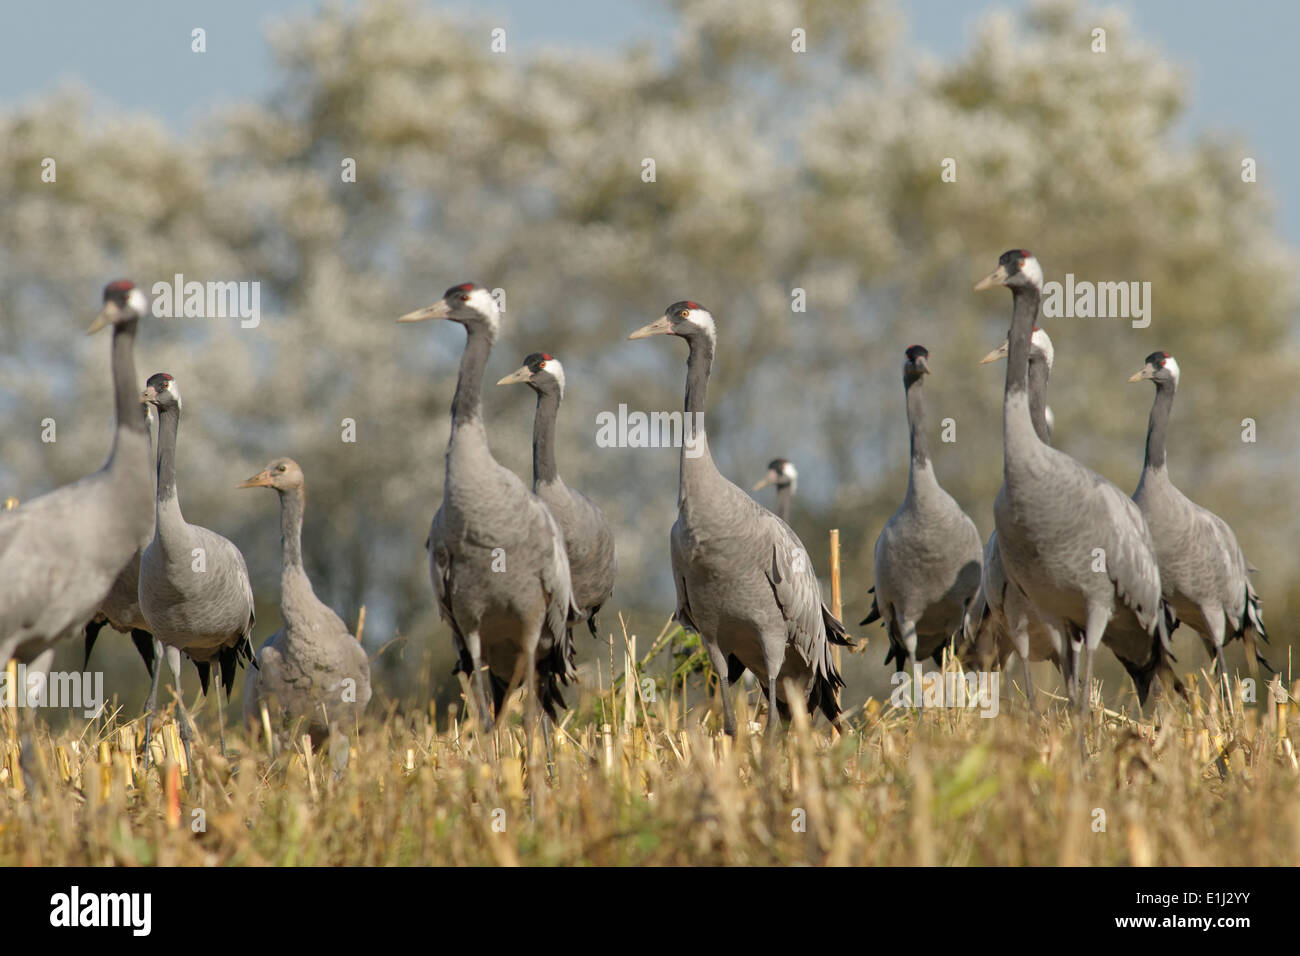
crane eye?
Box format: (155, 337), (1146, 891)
(459, 294), (470, 302)
(678, 310), (689, 319)
(537, 360), (546, 369)
(277, 464), (287, 472)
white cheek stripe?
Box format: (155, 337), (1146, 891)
(1163, 356), (1181, 385)
(688, 309), (717, 341)
(469, 287), (501, 331)
(1020, 256), (1044, 289)
(546, 358), (566, 397)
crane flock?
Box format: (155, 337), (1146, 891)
(0, 251), (1272, 758)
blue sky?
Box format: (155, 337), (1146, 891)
(3, 0), (1296, 242)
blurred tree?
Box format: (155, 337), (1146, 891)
(1, 0), (1294, 711)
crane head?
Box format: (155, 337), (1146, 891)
(398, 282), (500, 335)
(497, 352), (565, 397)
(89, 280), (148, 334)
(753, 457), (798, 492)
(629, 301), (716, 343)
(904, 344), (931, 378)
(1128, 351), (1180, 387)
(975, 250), (1042, 292)
(980, 326), (1054, 370)
(238, 457), (305, 492)
(141, 372), (181, 411)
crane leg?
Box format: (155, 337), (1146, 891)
(1204, 608), (1231, 705)
(170, 652), (194, 772)
(520, 643), (541, 806)
(214, 678), (228, 759)
(1021, 654), (1040, 719)
(143, 639), (164, 771)
(704, 640), (737, 737)
(1058, 633), (1077, 710)
(900, 621), (921, 719)
(541, 713), (555, 774)
(766, 677), (780, 738)
(1081, 607), (1109, 718)
(1005, 600), (1040, 718)
(464, 630), (494, 733)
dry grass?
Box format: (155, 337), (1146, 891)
(2, 620), (1298, 866)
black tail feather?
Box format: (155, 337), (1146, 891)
(83, 618), (106, 670)
(822, 604), (854, 647)
(859, 588), (880, 627)
(130, 629), (156, 678)
(1245, 588), (1268, 643)
(726, 654), (746, 685)
(806, 666), (844, 725)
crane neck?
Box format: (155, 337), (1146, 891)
(531, 388), (561, 486)
(107, 318), (149, 461)
(278, 485), (306, 571)
(1005, 286), (1041, 397)
(904, 372), (940, 501)
(905, 373), (930, 468)
(154, 404), (181, 508)
(684, 334), (713, 417)
(450, 324), (494, 432)
(1028, 352), (1052, 445)
(773, 484), (792, 523)
(1003, 285), (1043, 462)
(679, 334), (718, 503)
(1143, 380), (1175, 473)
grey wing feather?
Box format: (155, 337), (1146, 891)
(669, 519), (700, 634)
(760, 513), (843, 678)
(1095, 481), (1165, 640)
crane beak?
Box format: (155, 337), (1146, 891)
(237, 470), (273, 489)
(87, 302), (120, 335)
(752, 470), (779, 492)
(629, 315), (673, 340)
(398, 300), (452, 323)
(1128, 364), (1155, 383)
(496, 365), (532, 386)
(917, 355), (931, 375)
(974, 264), (1009, 291)
(980, 341), (1009, 365)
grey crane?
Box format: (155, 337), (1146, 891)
(962, 327), (1058, 711)
(497, 352), (617, 638)
(861, 346), (983, 693)
(138, 372), (255, 764)
(399, 284), (577, 734)
(238, 457), (372, 765)
(629, 301), (851, 737)
(752, 458), (798, 523)
(976, 250), (1180, 711)
(1129, 351), (1269, 679)
(0, 282), (155, 671)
